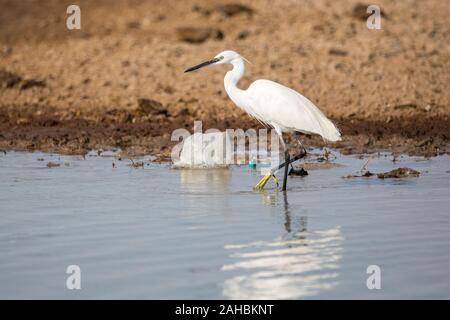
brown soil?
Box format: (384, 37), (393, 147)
(0, 0), (449, 159)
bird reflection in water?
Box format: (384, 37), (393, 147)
(222, 192), (343, 299)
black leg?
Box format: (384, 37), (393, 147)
(282, 150), (290, 191)
(254, 146), (307, 191)
(276, 148), (307, 172)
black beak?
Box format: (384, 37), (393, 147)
(184, 58), (219, 73)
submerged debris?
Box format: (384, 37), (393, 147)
(302, 162), (344, 170)
(316, 148), (337, 162)
(289, 167), (308, 176)
(343, 167), (420, 179)
(342, 171), (374, 179)
(377, 167), (420, 179)
(46, 161), (60, 168)
(128, 159), (145, 168)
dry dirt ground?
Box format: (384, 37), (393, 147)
(0, 0), (449, 159)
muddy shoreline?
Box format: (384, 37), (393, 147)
(1, 102), (448, 159)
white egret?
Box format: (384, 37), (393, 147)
(185, 50), (341, 190)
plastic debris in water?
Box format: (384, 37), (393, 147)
(248, 159), (257, 169)
(172, 132), (232, 169)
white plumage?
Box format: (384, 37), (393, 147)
(245, 79), (341, 142)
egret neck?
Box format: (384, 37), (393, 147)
(224, 57), (247, 110)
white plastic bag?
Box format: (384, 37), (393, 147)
(172, 132), (232, 169)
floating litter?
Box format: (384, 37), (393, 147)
(247, 159), (257, 169)
(172, 132), (232, 169)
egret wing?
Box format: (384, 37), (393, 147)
(245, 80), (341, 141)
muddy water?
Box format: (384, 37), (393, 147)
(0, 150), (449, 299)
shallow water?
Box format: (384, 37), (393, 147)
(0, 150), (450, 299)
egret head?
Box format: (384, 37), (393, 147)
(184, 50), (246, 72)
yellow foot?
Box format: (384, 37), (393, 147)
(254, 173), (279, 190)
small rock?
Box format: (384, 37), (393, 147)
(126, 21), (140, 29)
(236, 30), (250, 40)
(0, 69), (22, 88)
(155, 14), (166, 22)
(163, 85), (174, 94)
(137, 98), (169, 116)
(352, 3), (371, 20)
(191, 5), (211, 16)
(351, 3), (387, 21)
(216, 4), (254, 17)
(394, 103), (417, 110)
(176, 27), (224, 44)
(20, 79), (46, 90)
(328, 48), (348, 56)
